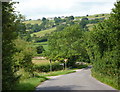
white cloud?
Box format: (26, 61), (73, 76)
(13, 0), (116, 19)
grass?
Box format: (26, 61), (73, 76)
(91, 71), (120, 90)
(75, 13), (110, 20)
(32, 27), (56, 37)
(14, 69), (76, 91)
(34, 41), (48, 45)
(42, 44), (49, 51)
(14, 58), (88, 91)
(14, 76), (48, 91)
(23, 20), (42, 25)
(86, 13), (110, 19)
(31, 41), (49, 51)
(37, 70), (76, 77)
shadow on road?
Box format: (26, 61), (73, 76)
(35, 85), (118, 92)
(35, 85), (85, 91)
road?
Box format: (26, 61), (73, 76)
(36, 67), (117, 91)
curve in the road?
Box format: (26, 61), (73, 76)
(36, 68), (117, 90)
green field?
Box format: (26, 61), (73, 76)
(23, 20), (42, 25)
(32, 27), (56, 37)
(33, 41), (49, 51)
(42, 44), (49, 51)
(34, 41), (48, 45)
(75, 13), (110, 20)
(86, 13), (110, 19)
(14, 70), (75, 91)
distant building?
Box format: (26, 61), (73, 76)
(88, 18), (96, 20)
(47, 17), (55, 20)
(61, 16), (65, 19)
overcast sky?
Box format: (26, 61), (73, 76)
(13, 0), (116, 20)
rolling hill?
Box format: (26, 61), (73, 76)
(23, 13), (110, 51)
(23, 20), (42, 25)
(31, 27), (56, 37)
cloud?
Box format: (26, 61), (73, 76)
(13, 0), (116, 19)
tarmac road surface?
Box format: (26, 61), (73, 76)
(36, 67), (117, 91)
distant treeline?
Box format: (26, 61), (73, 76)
(2, 1), (120, 90)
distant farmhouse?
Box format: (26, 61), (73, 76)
(47, 17), (55, 20)
(60, 16), (65, 19)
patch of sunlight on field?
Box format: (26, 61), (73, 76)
(23, 20), (42, 25)
(32, 59), (50, 65)
(32, 27), (56, 37)
(34, 42), (48, 45)
(86, 14), (110, 18)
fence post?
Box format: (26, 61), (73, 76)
(64, 59), (68, 70)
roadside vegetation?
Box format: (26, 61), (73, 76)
(2, 0), (119, 91)
(13, 69), (76, 91)
(13, 57), (84, 91)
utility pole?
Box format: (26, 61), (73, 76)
(50, 59), (52, 72)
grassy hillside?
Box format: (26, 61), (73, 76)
(86, 13), (110, 18)
(75, 13), (110, 20)
(23, 13), (110, 52)
(32, 27), (56, 37)
(33, 42), (49, 51)
(23, 20), (42, 25)
(23, 14), (110, 25)
(34, 41), (48, 45)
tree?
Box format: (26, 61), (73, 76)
(2, 2), (36, 90)
(46, 24), (90, 67)
(80, 17), (89, 29)
(69, 16), (74, 20)
(95, 15), (98, 17)
(56, 24), (68, 32)
(13, 38), (36, 77)
(85, 1), (120, 89)
(32, 24), (40, 32)
(36, 45), (45, 54)
(42, 17), (47, 21)
(2, 2), (19, 90)
(54, 17), (62, 25)
(17, 22), (26, 38)
(26, 23), (32, 29)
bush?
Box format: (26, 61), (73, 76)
(85, 1), (120, 89)
(33, 62), (63, 72)
(36, 45), (45, 54)
(95, 15), (98, 17)
(13, 38), (36, 79)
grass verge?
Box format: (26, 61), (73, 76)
(13, 76), (48, 91)
(91, 71), (119, 90)
(37, 70), (76, 77)
(13, 70), (76, 91)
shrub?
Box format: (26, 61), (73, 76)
(13, 38), (36, 79)
(33, 62), (63, 72)
(36, 45), (45, 54)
